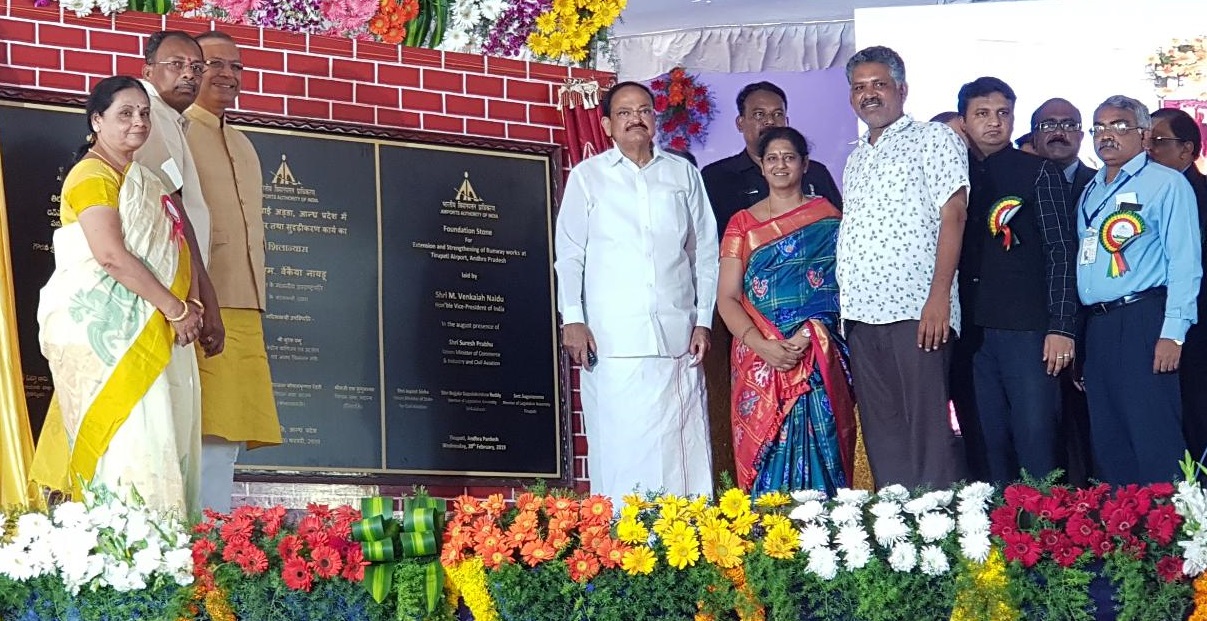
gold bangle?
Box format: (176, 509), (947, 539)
(187, 297), (205, 313)
(164, 300), (189, 322)
(740, 326), (758, 344)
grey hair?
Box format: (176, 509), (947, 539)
(845, 46), (907, 85)
(1095, 95), (1152, 129)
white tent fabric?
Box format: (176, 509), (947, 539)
(608, 0), (1014, 80)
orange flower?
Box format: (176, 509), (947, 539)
(520, 539), (557, 566)
(441, 546), (465, 567)
(516, 492), (542, 513)
(483, 493), (507, 517)
(453, 494), (480, 515)
(473, 525), (506, 553)
(579, 524), (608, 551)
(580, 495), (613, 525)
(547, 531), (570, 551)
(595, 538), (629, 569)
(567, 549), (601, 582)
(546, 496), (579, 515)
(482, 545), (514, 569)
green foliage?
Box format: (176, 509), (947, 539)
(218, 569), (393, 621)
(487, 562), (586, 621)
(0, 574), (190, 621)
(394, 559), (455, 621)
(1009, 561), (1094, 621)
(588, 561), (734, 621)
(1104, 553), (1192, 621)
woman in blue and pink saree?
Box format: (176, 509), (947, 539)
(36, 77), (204, 515)
(717, 127), (857, 497)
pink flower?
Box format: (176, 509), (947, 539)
(322, 0), (377, 33)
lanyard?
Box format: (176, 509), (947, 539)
(1080, 157), (1148, 229)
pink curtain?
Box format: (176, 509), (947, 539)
(558, 80), (609, 167)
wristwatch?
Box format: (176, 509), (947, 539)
(1173, 339), (1185, 347)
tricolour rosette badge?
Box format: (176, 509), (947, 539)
(988, 196), (1023, 249)
(1098, 211), (1146, 277)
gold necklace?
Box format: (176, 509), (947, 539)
(88, 148), (129, 176)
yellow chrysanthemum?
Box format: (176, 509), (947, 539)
(659, 501), (685, 522)
(761, 524), (799, 560)
(546, 31), (568, 54)
(719, 488), (751, 519)
(659, 494), (690, 513)
(685, 496), (709, 518)
(730, 510), (759, 536)
(572, 30), (592, 49)
(702, 506), (724, 522)
(616, 517), (650, 545)
(666, 538), (701, 569)
(701, 528), (745, 568)
(754, 491), (792, 509)
(665, 519), (698, 546)
(760, 514), (792, 532)
(621, 546), (657, 575)
(526, 33), (549, 55)
(619, 504), (641, 520)
(534, 11), (558, 34)
(622, 493), (646, 509)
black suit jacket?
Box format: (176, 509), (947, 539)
(700, 150), (843, 236)
(1186, 166), (1207, 344)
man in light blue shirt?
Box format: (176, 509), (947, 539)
(1077, 95), (1202, 484)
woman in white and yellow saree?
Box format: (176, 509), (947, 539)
(36, 77), (204, 516)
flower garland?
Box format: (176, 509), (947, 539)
(1148, 36), (1207, 98)
(649, 67), (717, 153)
(527, 0), (627, 64)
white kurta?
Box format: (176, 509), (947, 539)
(555, 147), (719, 500)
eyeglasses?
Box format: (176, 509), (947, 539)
(151, 59), (206, 75)
(1035, 120), (1081, 133)
(613, 108), (654, 119)
(1089, 121), (1144, 136)
(1149, 136), (1189, 146)
(204, 59), (245, 73)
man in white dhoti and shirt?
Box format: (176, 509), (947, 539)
(554, 81), (720, 502)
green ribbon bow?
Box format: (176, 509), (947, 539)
(126, 0), (172, 14)
(351, 495), (447, 610)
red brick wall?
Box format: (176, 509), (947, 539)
(0, 3), (606, 499)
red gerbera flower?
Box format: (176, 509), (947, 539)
(278, 534), (304, 560)
(1002, 531), (1042, 567)
(669, 135), (689, 151)
(1145, 504), (1181, 546)
(282, 555), (313, 591)
(306, 503), (333, 520)
(237, 546), (270, 575)
(343, 545), (366, 582)
(989, 505), (1018, 537)
(1003, 484), (1043, 513)
(310, 544), (344, 579)
(261, 506), (288, 538)
(220, 516), (255, 543)
(1157, 555), (1185, 582)
(1149, 482), (1175, 499)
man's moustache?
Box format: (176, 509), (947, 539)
(626, 123), (648, 131)
(1047, 137), (1070, 146)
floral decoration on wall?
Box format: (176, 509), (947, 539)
(1148, 36), (1207, 98)
(650, 67), (718, 153)
(38, 0), (623, 67)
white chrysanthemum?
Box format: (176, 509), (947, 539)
(791, 489), (827, 504)
(0, 544), (40, 581)
(52, 502), (89, 529)
(60, 0), (97, 17)
(806, 547), (839, 580)
(919, 545), (950, 576)
(957, 509), (990, 535)
(25, 538), (56, 578)
(872, 514), (910, 548)
(132, 546), (164, 579)
(869, 500), (902, 518)
(888, 542), (918, 572)
(829, 503), (862, 526)
(835, 525), (872, 570)
(789, 500), (826, 523)
(451, 1), (482, 28)
(479, 0), (506, 20)
(877, 484), (910, 502)
(921, 490), (954, 508)
(438, 29), (473, 53)
(844, 543), (872, 570)
(798, 524), (831, 551)
(835, 488), (870, 506)
(917, 512), (955, 543)
(903, 497), (936, 515)
(95, 0), (126, 16)
(960, 532), (991, 563)
(958, 482), (995, 504)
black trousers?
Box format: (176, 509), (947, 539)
(847, 320), (966, 489)
(1083, 296), (1185, 484)
(1181, 323), (1207, 463)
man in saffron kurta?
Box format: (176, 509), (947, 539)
(554, 82), (719, 502)
(186, 31), (281, 512)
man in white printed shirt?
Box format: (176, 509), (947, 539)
(555, 81), (719, 501)
(837, 46), (971, 489)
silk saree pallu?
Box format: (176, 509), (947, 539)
(725, 199), (857, 496)
(36, 162), (199, 514)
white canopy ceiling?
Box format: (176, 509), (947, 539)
(607, 0), (1012, 80)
